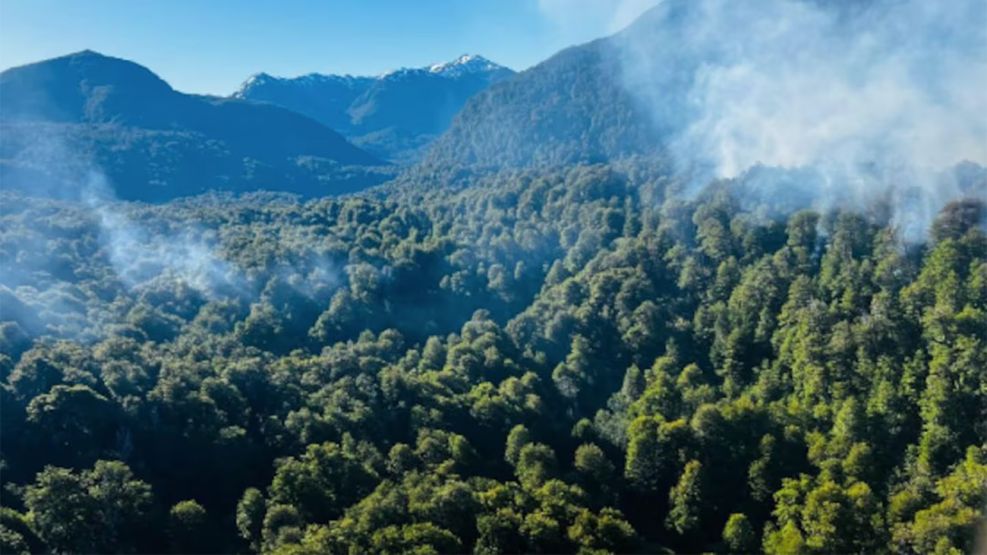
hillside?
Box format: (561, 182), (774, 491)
(425, 0), (987, 178)
(422, 38), (655, 168)
(422, 0), (775, 168)
(0, 51), (389, 201)
(235, 55), (514, 163)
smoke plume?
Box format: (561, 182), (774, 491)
(615, 0), (987, 238)
(81, 173), (240, 297)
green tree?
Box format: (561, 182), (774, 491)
(567, 507), (637, 553)
(722, 512), (755, 552)
(516, 443), (558, 490)
(24, 460), (153, 553)
(26, 384), (119, 466)
(666, 459), (703, 535)
(574, 443), (616, 504)
(236, 487), (266, 551)
(168, 499), (208, 553)
(268, 441), (379, 524)
(505, 424), (532, 467)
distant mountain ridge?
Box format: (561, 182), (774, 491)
(0, 50), (390, 201)
(234, 54), (514, 163)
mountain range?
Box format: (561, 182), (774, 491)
(0, 51), (517, 201)
(7, 1), (974, 203)
(0, 50), (390, 201)
(233, 54), (514, 163)
(0, 18), (661, 202)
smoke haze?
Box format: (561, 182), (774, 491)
(614, 0), (987, 237)
(83, 175), (241, 298)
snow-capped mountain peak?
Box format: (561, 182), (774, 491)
(239, 72), (275, 90)
(232, 53), (515, 161)
(376, 54), (507, 79)
(428, 54), (502, 77)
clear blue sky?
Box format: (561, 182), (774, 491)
(0, 0), (657, 95)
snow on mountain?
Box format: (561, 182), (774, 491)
(428, 54), (503, 77)
(238, 54), (511, 93)
(234, 54), (515, 163)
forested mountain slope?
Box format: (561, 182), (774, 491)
(420, 0), (707, 169)
(423, 40), (653, 168)
(425, 0), (985, 179)
(0, 51), (389, 201)
(1, 161), (985, 553)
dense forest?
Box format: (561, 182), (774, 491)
(1, 160), (985, 553)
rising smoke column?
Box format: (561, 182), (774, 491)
(615, 0), (987, 238)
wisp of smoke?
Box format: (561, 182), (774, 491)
(616, 0), (987, 239)
(4, 126), (243, 301)
(81, 172), (241, 297)
(1, 122), (354, 344)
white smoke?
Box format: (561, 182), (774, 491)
(2, 127), (243, 301)
(95, 213), (237, 296)
(615, 0), (987, 238)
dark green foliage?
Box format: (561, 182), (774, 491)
(169, 499), (210, 553)
(1, 163), (984, 553)
(722, 513), (755, 552)
(22, 461), (153, 553)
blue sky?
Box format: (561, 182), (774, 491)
(0, 0), (657, 95)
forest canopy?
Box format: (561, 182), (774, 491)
(1, 161), (986, 554)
